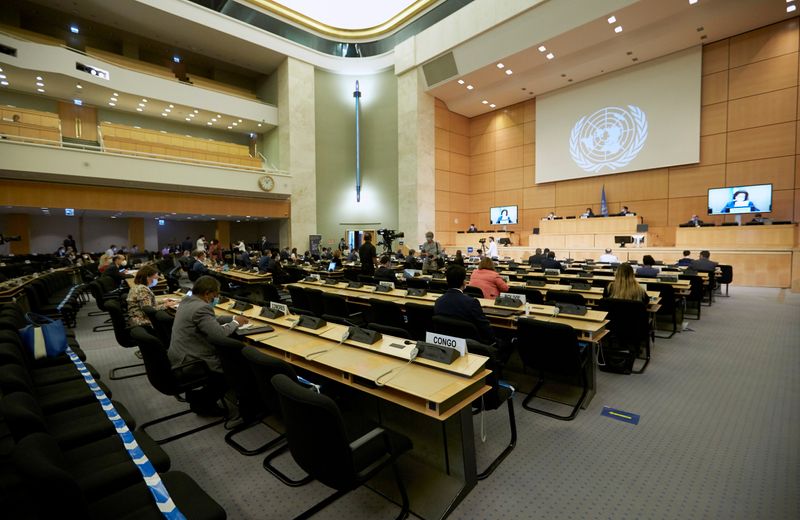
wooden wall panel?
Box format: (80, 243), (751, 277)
(725, 156), (796, 190)
(726, 122), (796, 163)
(451, 113), (469, 136)
(701, 102), (728, 135)
(668, 164), (726, 198)
(435, 170), (450, 192)
(702, 71), (728, 105)
(495, 126), (523, 150)
(451, 133), (469, 155)
(522, 184), (556, 209)
(700, 133), (728, 165)
(470, 152), (494, 175)
(450, 153), (469, 174)
(727, 87), (797, 131)
(703, 40), (729, 75)
(729, 19), (799, 68)
(728, 53), (798, 100)
(451, 172), (470, 194)
(495, 167), (524, 191)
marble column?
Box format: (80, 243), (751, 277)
(277, 57), (316, 250)
(397, 67), (436, 246)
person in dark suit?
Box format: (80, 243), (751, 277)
(451, 250), (465, 266)
(676, 250), (693, 267)
(258, 249), (274, 273)
(617, 206), (633, 216)
(433, 264), (495, 345)
(541, 251), (563, 271)
(528, 248), (545, 266)
(689, 250), (718, 272)
(180, 236), (193, 252)
(374, 256), (396, 282)
(635, 255), (660, 277)
(359, 233), (377, 275)
(191, 250), (210, 278)
(63, 234), (77, 251)
(686, 214), (704, 227)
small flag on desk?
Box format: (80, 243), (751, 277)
(600, 185), (608, 217)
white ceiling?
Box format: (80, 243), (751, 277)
(431, 0), (797, 117)
(269, 0), (420, 30)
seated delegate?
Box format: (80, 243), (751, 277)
(635, 255), (660, 277)
(467, 257), (509, 299)
(126, 265), (177, 328)
(604, 263), (649, 304)
(434, 265), (495, 345)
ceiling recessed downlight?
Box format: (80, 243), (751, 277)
(608, 16), (616, 24)
(466, 85), (474, 90)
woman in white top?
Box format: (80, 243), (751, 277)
(486, 237), (498, 259)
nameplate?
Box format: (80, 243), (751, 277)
(379, 281), (395, 290)
(324, 278), (339, 285)
(545, 269), (561, 276)
(497, 292), (525, 307)
(406, 288), (427, 297)
(425, 332), (466, 356)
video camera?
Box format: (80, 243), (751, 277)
(376, 229), (404, 253)
(0, 234), (22, 246)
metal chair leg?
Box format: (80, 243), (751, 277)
(109, 362), (147, 380)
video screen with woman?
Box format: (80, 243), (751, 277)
(707, 184), (772, 215)
(489, 205), (518, 225)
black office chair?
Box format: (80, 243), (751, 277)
(357, 274), (377, 285)
(599, 298), (651, 374)
(404, 302), (434, 341)
(271, 373), (411, 519)
(321, 293), (365, 326)
(717, 265), (733, 296)
(287, 285), (312, 314)
(466, 340), (516, 480)
(105, 299), (146, 381)
(366, 322), (411, 339)
(87, 280), (117, 332)
(648, 282), (678, 339)
(405, 277), (428, 289)
(508, 286), (544, 304)
(11, 432), (227, 519)
(143, 307), (175, 346)
(432, 314), (484, 343)
(545, 290), (586, 306)
(303, 287), (326, 317)
(515, 318), (589, 421)
(239, 346), (315, 486)
(130, 326), (226, 444)
(369, 299), (406, 329)
(697, 270), (717, 305)
(682, 275), (704, 320)
(464, 285), (485, 298)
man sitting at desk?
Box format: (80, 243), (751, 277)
(374, 256), (396, 282)
(580, 207), (595, 218)
(676, 250), (693, 267)
(689, 250), (718, 271)
(103, 254), (133, 288)
(686, 214), (704, 227)
(599, 248), (619, 263)
(635, 255), (660, 277)
(236, 249), (253, 269)
(190, 250), (210, 278)
(541, 251), (564, 271)
(528, 248), (545, 266)
(434, 265), (495, 345)
(169, 275), (250, 416)
(617, 206), (633, 216)
(258, 249), (275, 273)
(467, 224), (478, 233)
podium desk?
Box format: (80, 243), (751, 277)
(539, 215), (641, 234)
(453, 231), (515, 249)
(675, 224), (795, 248)
(216, 302), (490, 520)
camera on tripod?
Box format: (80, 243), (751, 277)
(376, 229), (404, 253)
(478, 238), (486, 244)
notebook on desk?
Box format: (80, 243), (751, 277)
(483, 307), (521, 317)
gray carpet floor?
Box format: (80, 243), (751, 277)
(73, 286), (800, 519)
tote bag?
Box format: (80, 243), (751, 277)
(19, 313), (69, 360)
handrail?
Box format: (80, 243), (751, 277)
(0, 133), (293, 175)
(258, 152), (290, 175)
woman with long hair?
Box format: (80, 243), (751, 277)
(126, 265), (177, 328)
(604, 263), (648, 303)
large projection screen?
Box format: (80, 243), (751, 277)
(535, 46), (701, 184)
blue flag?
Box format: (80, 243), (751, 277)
(600, 185), (608, 216)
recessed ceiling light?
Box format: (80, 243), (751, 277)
(489, 104), (496, 108)
(136, 107), (143, 112)
(161, 112), (168, 116)
(457, 79), (465, 84)
(689, 0), (698, 4)
(169, 104), (174, 108)
(216, 114), (221, 118)
(113, 92), (118, 96)
(36, 76), (42, 81)
(227, 126), (232, 129)
(193, 109), (198, 113)
(481, 100), (488, 104)
(0, 81), (8, 86)
(164, 108), (171, 112)
(189, 113), (195, 117)
(36, 88), (44, 93)
(138, 103), (145, 107)
(789, 4), (797, 12)
(76, 84), (82, 89)
(110, 97), (117, 102)
(142, 98), (148, 102)
(108, 102), (115, 106)
(608, 16), (616, 24)
(35, 81), (44, 87)
(257, 123), (262, 127)
(207, 122), (212, 125)
(238, 119), (242, 123)
(505, 69), (513, 75)
(614, 26), (623, 33)
(232, 122), (238, 126)
(466, 85), (474, 90)
(70, 25), (79, 34)
(211, 118), (217, 122)
(538, 45), (546, 52)
(546, 53), (555, 60)
(0, 74), (6, 79)
(496, 63), (504, 69)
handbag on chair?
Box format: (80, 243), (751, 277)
(19, 313), (69, 360)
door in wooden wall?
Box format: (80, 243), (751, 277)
(58, 102), (98, 142)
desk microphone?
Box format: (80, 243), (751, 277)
(338, 329), (350, 345)
(288, 318), (300, 330)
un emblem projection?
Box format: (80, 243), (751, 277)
(569, 105), (648, 173)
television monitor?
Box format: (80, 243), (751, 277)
(707, 184), (772, 215)
(490, 205), (518, 225)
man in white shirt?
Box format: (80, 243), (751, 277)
(599, 248), (619, 263)
(486, 236), (498, 259)
(196, 235), (206, 251)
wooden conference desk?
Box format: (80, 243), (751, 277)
(675, 223), (796, 248)
(207, 300), (490, 520)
